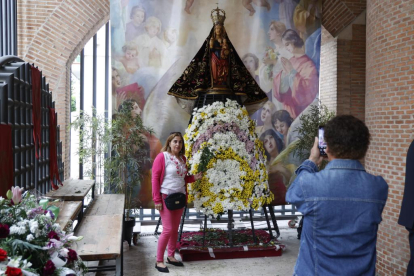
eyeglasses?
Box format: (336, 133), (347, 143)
(170, 132), (182, 135)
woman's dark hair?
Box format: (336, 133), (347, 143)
(162, 132), (185, 156)
(282, 29), (304, 48)
(324, 115), (370, 159)
(260, 129), (284, 160)
(272, 110), (293, 127)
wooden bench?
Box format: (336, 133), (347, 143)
(73, 194), (125, 276)
(48, 201), (82, 231)
(45, 179), (95, 222)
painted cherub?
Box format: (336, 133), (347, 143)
(242, 0), (271, 16)
(118, 41), (140, 74)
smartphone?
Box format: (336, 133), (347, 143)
(318, 126), (327, 156)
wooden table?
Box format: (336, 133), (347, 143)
(84, 194), (125, 216)
(48, 201), (82, 230)
(45, 179), (95, 222)
(45, 179), (95, 201)
(74, 194), (125, 276)
(73, 214), (123, 261)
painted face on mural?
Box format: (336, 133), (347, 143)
(132, 10), (145, 26)
(243, 56), (256, 75)
(268, 24), (282, 43)
(283, 39), (295, 54)
(169, 136), (183, 156)
(112, 69), (121, 87)
(125, 49), (137, 59)
(261, 102), (273, 124)
(131, 102), (142, 118)
(263, 134), (278, 156)
(274, 119), (288, 136)
(147, 25), (159, 38)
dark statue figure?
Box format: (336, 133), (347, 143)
(167, 6), (268, 114)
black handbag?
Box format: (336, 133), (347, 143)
(164, 193), (186, 210)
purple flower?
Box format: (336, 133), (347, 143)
(67, 249), (78, 263)
(48, 231), (60, 241)
(0, 224), (10, 238)
(43, 260), (56, 276)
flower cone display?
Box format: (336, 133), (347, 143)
(184, 99), (273, 218)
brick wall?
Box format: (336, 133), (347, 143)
(365, 0), (414, 275)
(320, 23), (366, 120)
(320, 27), (338, 111)
(17, 0), (110, 178)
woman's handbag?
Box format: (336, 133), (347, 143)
(164, 193), (186, 210)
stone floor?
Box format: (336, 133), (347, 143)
(91, 221), (300, 276)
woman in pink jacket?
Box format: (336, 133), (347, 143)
(152, 132), (202, 273)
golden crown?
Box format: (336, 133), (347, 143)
(211, 6), (226, 26)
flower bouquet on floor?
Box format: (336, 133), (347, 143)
(0, 187), (86, 276)
(184, 99), (273, 218)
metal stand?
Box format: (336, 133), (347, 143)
(268, 205), (281, 239)
(178, 205), (188, 241)
(227, 210), (234, 247)
(262, 205), (273, 239)
(249, 208), (258, 244)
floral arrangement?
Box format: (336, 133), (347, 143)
(264, 47), (279, 79)
(0, 187), (86, 276)
(184, 99), (273, 218)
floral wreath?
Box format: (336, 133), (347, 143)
(184, 99), (273, 218)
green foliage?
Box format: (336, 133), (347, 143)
(292, 103), (335, 169)
(198, 146), (214, 173)
(71, 103), (152, 220)
(71, 95), (76, 112)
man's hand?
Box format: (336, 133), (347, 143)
(309, 137), (324, 166)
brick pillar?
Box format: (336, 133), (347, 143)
(366, 0), (414, 275)
(320, 24), (366, 120)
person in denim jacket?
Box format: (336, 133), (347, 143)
(287, 115), (388, 276)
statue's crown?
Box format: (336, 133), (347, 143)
(211, 6), (226, 26)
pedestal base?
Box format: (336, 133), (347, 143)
(176, 229), (285, 261)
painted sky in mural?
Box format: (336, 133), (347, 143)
(111, 0), (322, 208)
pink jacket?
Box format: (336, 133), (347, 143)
(151, 152), (195, 204)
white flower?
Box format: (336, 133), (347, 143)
(10, 225), (26, 235)
(68, 235), (83, 241)
(29, 220), (38, 234)
(26, 234), (34, 242)
(7, 256), (22, 268)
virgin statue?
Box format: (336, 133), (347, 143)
(167, 6), (268, 114)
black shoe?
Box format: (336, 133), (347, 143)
(155, 263), (169, 273)
(166, 257), (184, 266)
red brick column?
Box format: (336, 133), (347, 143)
(366, 0), (414, 274)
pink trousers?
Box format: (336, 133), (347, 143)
(156, 194), (184, 262)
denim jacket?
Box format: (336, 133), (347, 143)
(286, 159), (388, 276)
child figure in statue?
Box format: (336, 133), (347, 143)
(209, 24), (230, 86)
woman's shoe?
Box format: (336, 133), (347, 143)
(166, 257), (184, 266)
(155, 263), (169, 273)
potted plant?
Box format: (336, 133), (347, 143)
(71, 101), (152, 245)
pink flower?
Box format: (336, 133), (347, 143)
(11, 186), (24, 205)
(48, 231), (60, 241)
